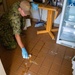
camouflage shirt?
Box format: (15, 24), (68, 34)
(8, 1), (26, 35)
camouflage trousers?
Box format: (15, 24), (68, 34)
(0, 14), (17, 49)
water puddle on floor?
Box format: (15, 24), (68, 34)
(49, 50), (58, 55)
(22, 55), (38, 75)
(64, 55), (71, 60)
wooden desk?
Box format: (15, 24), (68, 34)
(37, 4), (60, 40)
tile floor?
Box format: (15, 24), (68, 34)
(0, 21), (75, 75)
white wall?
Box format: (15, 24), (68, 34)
(31, 7), (47, 21)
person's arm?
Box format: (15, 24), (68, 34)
(15, 34), (29, 59)
(15, 34), (24, 48)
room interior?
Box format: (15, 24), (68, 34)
(0, 0), (75, 75)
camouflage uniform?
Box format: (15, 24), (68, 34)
(0, 1), (26, 49)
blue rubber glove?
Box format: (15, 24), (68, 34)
(31, 2), (38, 10)
(21, 48), (29, 59)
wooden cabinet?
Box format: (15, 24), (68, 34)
(6, 0), (19, 9)
(0, 0), (19, 14)
(0, 0), (7, 16)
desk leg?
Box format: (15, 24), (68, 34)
(37, 10), (56, 40)
(47, 10), (55, 40)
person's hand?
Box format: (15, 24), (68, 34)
(21, 48), (29, 59)
(31, 2), (38, 10)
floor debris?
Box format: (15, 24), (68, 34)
(22, 54), (38, 75)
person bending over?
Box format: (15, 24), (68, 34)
(0, 0), (31, 59)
